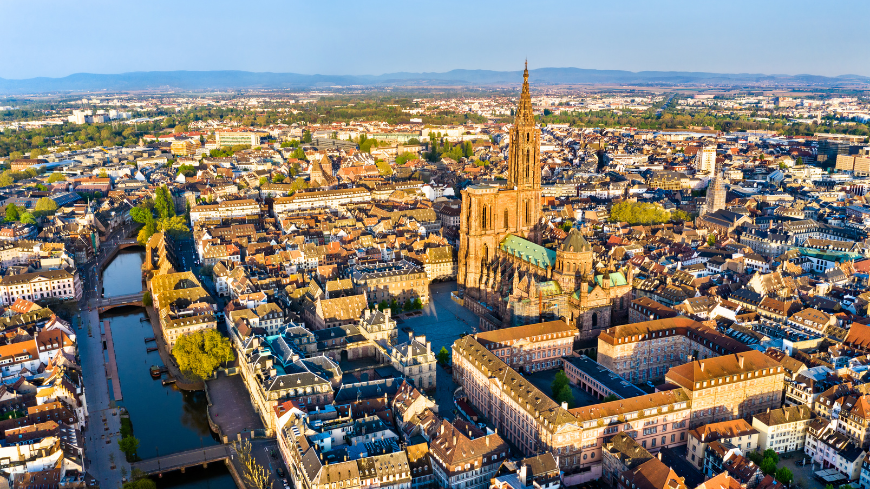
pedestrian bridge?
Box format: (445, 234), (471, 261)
(131, 444), (232, 475)
(95, 292), (145, 312)
(98, 238), (142, 271)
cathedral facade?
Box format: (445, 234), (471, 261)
(457, 64), (632, 341)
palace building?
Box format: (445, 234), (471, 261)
(457, 64), (631, 338)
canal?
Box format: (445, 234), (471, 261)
(101, 250), (235, 489)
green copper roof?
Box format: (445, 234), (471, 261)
(500, 234), (557, 269)
(595, 272), (628, 287)
(796, 247), (862, 263)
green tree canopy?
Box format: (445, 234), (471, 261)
(273, 173), (286, 183)
(47, 172), (66, 183)
(436, 346), (450, 365)
(551, 370), (570, 399)
(177, 164), (196, 177)
(5, 203), (19, 222)
(554, 383), (574, 408)
(154, 185), (175, 219)
(34, 197), (57, 216)
(609, 201), (672, 225)
(172, 329), (235, 380)
(775, 467), (792, 485)
(118, 435), (140, 461)
(759, 457), (777, 476)
(157, 215), (190, 239)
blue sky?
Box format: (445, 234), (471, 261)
(2, 0), (868, 79)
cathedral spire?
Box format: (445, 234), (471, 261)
(515, 61), (534, 127)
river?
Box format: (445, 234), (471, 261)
(101, 250), (236, 489)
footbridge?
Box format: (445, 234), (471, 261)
(130, 444), (232, 475)
(95, 292), (145, 312)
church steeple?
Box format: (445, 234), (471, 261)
(507, 61), (540, 190)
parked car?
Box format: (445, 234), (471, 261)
(276, 468), (285, 478)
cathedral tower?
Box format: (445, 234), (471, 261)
(457, 63), (543, 300)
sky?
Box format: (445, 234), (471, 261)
(2, 0), (869, 79)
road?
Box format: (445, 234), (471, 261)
(77, 221), (138, 488)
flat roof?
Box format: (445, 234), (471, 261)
(563, 355), (645, 400)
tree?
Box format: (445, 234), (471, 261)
(436, 346), (450, 365)
(118, 435), (139, 461)
(376, 160), (393, 176)
(603, 394), (619, 402)
(302, 130), (312, 143)
(19, 212), (35, 225)
(554, 383), (574, 408)
(158, 216), (190, 239)
(762, 449), (779, 465)
(177, 164), (196, 177)
(759, 457), (777, 476)
(707, 234), (716, 246)
(234, 439), (271, 489)
(395, 152), (416, 165)
(5, 203), (19, 222)
(142, 291), (152, 307)
(136, 219), (157, 246)
(47, 172), (66, 183)
(98, 168), (108, 178)
(34, 197), (58, 216)
(273, 173), (286, 183)
(609, 201), (671, 225)
(172, 329), (235, 380)
(551, 370), (570, 399)
(775, 467), (793, 485)
(154, 185), (175, 219)
(0, 173), (13, 187)
(671, 209), (691, 222)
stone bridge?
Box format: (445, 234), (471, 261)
(95, 292), (145, 313)
(130, 444), (232, 475)
(97, 238), (142, 270)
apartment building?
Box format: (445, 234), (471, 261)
(429, 420), (508, 489)
(352, 260), (430, 306)
(597, 317), (750, 384)
(0, 269), (81, 305)
(628, 297), (678, 324)
(805, 418), (866, 482)
(273, 188), (371, 213)
(473, 320), (577, 373)
(417, 246), (457, 281)
(215, 131), (261, 147)
(686, 419), (759, 470)
(665, 350), (785, 428)
(189, 199), (260, 223)
(751, 405), (813, 454)
(190, 199), (260, 223)
(150, 271), (217, 349)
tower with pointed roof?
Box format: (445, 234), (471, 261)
(702, 158), (726, 215)
(553, 228), (594, 292)
(310, 154), (337, 188)
(458, 64), (543, 301)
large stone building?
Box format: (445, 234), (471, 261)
(456, 65), (631, 336)
(665, 350), (785, 428)
(597, 317), (751, 384)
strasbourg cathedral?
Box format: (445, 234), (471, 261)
(457, 64), (633, 340)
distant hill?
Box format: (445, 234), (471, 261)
(1, 68), (868, 94)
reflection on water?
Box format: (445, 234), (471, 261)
(102, 249), (146, 297)
(101, 253), (236, 489)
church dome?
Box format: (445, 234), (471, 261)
(561, 228), (592, 252)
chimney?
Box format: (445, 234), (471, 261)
(453, 435), (457, 446)
(486, 436), (490, 447)
(739, 355), (745, 369)
(700, 362), (705, 372)
(785, 410), (790, 421)
(409, 332), (414, 343)
(562, 402), (568, 410)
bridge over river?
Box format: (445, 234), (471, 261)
(131, 444), (232, 475)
